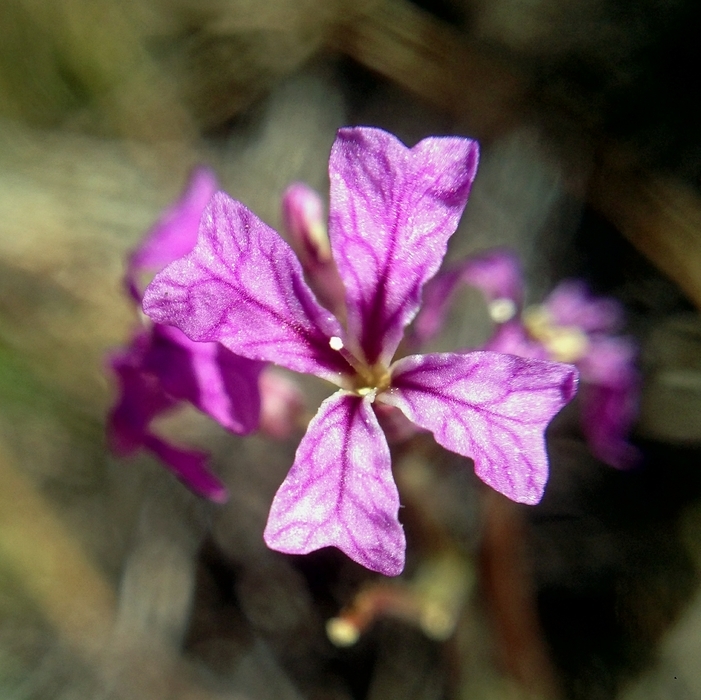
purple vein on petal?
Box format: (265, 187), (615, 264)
(148, 324), (264, 435)
(381, 352), (578, 504)
(264, 391), (405, 576)
(127, 166), (218, 299)
(142, 192), (350, 382)
(328, 127), (479, 365)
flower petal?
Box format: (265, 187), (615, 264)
(259, 368), (306, 440)
(107, 332), (176, 455)
(406, 264), (466, 350)
(578, 336), (640, 468)
(282, 182), (331, 267)
(107, 331), (228, 502)
(460, 248), (525, 308)
(281, 182), (347, 319)
(148, 324), (263, 435)
(264, 391), (405, 576)
(577, 336), (637, 387)
(328, 127), (479, 365)
(410, 248), (525, 348)
(127, 167), (218, 299)
(580, 383), (640, 469)
(483, 321), (548, 359)
(544, 281), (623, 333)
(143, 192), (349, 381)
(382, 352), (578, 504)
(142, 434), (228, 502)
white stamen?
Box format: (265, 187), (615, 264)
(329, 336), (344, 351)
(326, 618), (360, 647)
(489, 298), (517, 323)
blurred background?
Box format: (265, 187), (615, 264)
(2, 0), (701, 698)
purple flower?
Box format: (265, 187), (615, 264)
(108, 167), (264, 502)
(414, 248), (640, 468)
(143, 128), (577, 575)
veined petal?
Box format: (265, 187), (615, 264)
(328, 127), (479, 365)
(143, 192), (349, 382)
(264, 391), (405, 576)
(148, 324), (263, 435)
(127, 167), (218, 299)
(382, 352), (578, 504)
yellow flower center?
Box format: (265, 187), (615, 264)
(352, 362), (392, 396)
(523, 305), (589, 363)
(329, 335), (392, 395)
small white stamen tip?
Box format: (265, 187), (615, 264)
(489, 298), (517, 323)
(326, 618), (360, 647)
(329, 336), (344, 351)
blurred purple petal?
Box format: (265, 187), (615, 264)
(410, 248), (524, 349)
(484, 320), (548, 359)
(127, 167), (218, 299)
(264, 391), (405, 576)
(328, 127), (479, 365)
(107, 330), (229, 501)
(581, 383), (640, 469)
(545, 280), (623, 333)
(142, 434), (228, 502)
(460, 248), (525, 307)
(148, 324), (264, 435)
(577, 335), (636, 387)
(107, 332), (176, 456)
(578, 336), (640, 468)
(282, 182), (330, 267)
(407, 265), (464, 350)
(281, 182), (347, 318)
(259, 368), (306, 440)
(383, 352), (578, 504)
(373, 402), (422, 443)
(143, 192), (348, 382)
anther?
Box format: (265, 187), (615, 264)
(489, 298), (517, 323)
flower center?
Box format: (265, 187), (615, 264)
(523, 306), (589, 363)
(328, 335), (392, 395)
(352, 363), (392, 396)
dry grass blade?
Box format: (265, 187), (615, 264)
(330, 0), (525, 139)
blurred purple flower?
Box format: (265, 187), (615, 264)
(281, 182), (347, 319)
(258, 368), (306, 439)
(414, 248), (640, 468)
(108, 167), (264, 502)
(143, 128), (577, 575)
